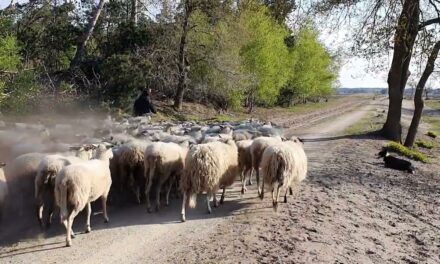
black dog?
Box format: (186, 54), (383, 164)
(377, 149), (415, 174)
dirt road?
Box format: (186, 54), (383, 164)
(1, 98), (439, 264)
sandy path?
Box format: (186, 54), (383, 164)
(2, 97), (439, 264)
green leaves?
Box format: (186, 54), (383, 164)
(0, 35), (20, 72)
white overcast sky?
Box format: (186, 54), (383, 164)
(1, 0), (437, 88)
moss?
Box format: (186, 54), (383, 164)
(386, 142), (430, 163)
(415, 139), (436, 149)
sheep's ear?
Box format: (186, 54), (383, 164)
(179, 141), (189, 148)
(298, 137), (304, 143)
(69, 146), (81, 151)
(105, 144), (114, 149)
(0, 162), (6, 167)
(281, 136), (287, 141)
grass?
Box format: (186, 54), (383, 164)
(425, 99), (440, 110)
(415, 139), (436, 149)
(345, 110), (385, 135)
(386, 142), (430, 163)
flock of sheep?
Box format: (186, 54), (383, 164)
(0, 115), (308, 247)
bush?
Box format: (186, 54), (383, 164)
(386, 142), (430, 163)
(0, 71), (42, 113)
(415, 139), (436, 149)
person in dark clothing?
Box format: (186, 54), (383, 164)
(133, 88), (157, 117)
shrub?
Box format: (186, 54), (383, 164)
(386, 142), (430, 163)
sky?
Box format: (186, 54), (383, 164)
(0, 0), (436, 88)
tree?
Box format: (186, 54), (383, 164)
(263, 0), (296, 25)
(311, 0), (440, 142)
(70, 0), (107, 69)
(405, 41), (440, 147)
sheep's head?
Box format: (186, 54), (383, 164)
(93, 143), (114, 161)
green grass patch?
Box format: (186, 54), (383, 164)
(386, 142), (430, 163)
(426, 130), (438, 138)
(425, 100), (440, 110)
(415, 139), (436, 149)
(345, 111), (385, 135)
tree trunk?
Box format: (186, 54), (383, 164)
(404, 41), (440, 147)
(381, 0), (420, 142)
(130, 0), (138, 26)
(70, 0), (106, 69)
(173, 0), (191, 110)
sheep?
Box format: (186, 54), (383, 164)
(115, 140), (150, 203)
(260, 137), (307, 211)
(144, 142), (188, 212)
(55, 144), (114, 247)
(180, 139), (238, 222)
(0, 162), (7, 220)
(250, 136), (283, 197)
(236, 139), (253, 194)
(3, 153), (46, 219)
(34, 149), (92, 228)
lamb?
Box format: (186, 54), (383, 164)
(34, 148), (93, 228)
(0, 162), (7, 220)
(250, 136), (283, 197)
(55, 144), (113, 247)
(144, 142), (188, 212)
(180, 139), (238, 222)
(236, 139), (253, 194)
(260, 137), (307, 211)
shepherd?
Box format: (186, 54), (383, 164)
(133, 88), (157, 118)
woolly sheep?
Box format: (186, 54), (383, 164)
(55, 144), (114, 247)
(34, 149), (91, 228)
(0, 162), (7, 220)
(236, 139), (253, 194)
(144, 142), (188, 212)
(260, 137), (307, 211)
(116, 140), (150, 203)
(250, 136), (283, 197)
(180, 139), (238, 222)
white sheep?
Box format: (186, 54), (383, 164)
(250, 136), (283, 197)
(0, 162), (7, 221)
(34, 148), (92, 228)
(260, 137), (307, 211)
(144, 142), (188, 212)
(236, 139), (253, 194)
(55, 144), (113, 247)
(180, 139), (238, 222)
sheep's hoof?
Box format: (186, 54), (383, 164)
(147, 208), (153, 213)
(181, 214), (186, 222)
(155, 205), (160, 212)
(71, 232), (76, 239)
(259, 193), (264, 200)
(85, 227), (91, 233)
(248, 180), (253, 186)
(66, 242), (72, 247)
(241, 188), (246, 194)
(289, 188), (293, 196)
(207, 208), (212, 214)
(220, 198), (224, 205)
(104, 218), (110, 224)
(284, 196), (288, 203)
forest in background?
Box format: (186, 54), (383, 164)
(0, 0), (336, 114)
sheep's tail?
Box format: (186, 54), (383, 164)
(188, 193), (197, 208)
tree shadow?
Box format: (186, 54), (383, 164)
(300, 130), (385, 143)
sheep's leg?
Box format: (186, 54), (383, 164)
(220, 188), (226, 204)
(206, 193), (212, 214)
(273, 185), (281, 212)
(165, 178), (173, 207)
(66, 211), (77, 247)
(284, 188), (289, 203)
(181, 192), (187, 222)
(144, 172), (154, 213)
(248, 168), (253, 185)
(256, 166), (261, 197)
(45, 192), (55, 228)
(101, 196), (109, 223)
(155, 181), (162, 212)
(85, 202), (92, 233)
(241, 170), (247, 194)
(213, 192), (218, 207)
(289, 187), (293, 196)
(36, 199), (44, 228)
(260, 180), (265, 200)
